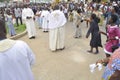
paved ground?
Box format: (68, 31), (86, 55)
(19, 21), (107, 80)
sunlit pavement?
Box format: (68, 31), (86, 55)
(19, 21), (107, 80)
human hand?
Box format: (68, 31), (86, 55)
(26, 16), (32, 19)
(84, 18), (87, 21)
(115, 36), (119, 40)
(96, 59), (103, 64)
(33, 16), (35, 20)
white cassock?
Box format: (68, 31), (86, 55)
(22, 8), (36, 38)
(48, 10), (67, 51)
(35, 11), (41, 28)
(0, 39), (35, 80)
(41, 10), (50, 32)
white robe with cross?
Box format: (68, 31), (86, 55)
(48, 10), (67, 51)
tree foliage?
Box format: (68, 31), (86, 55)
(0, 0), (9, 2)
(0, 0), (4, 2)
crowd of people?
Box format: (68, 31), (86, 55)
(0, 0), (120, 80)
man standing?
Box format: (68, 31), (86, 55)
(0, 16), (35, 80)
(41, 8), (50, 32)
(14, 6), (23, 26)
(22, 4), (36, 39)
(48, 5), (67, 51)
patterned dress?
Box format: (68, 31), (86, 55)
(102, 48), (120, 80)
(104, 25), (120, 55)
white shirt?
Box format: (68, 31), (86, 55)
(22, 7), (34, 20)
(14, 8), (22, 17)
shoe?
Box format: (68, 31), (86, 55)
(32, 36), (35, 39)
(43, 31), (48, 32)
(74, 36), (79, 38)
(11, 35), (14, 36)
(93, 51), (99, 54)
(45, 31), (48, 32)
(87, 50), (93, 53)
(29, 37), (33, 39)
(51, 50), (56, 52)
(60, 47), (65, 50)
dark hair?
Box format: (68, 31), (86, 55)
(77, 9), (82, 14)
(91, 13), (100, 23)
(53, 5), (59, 10)
(111, 14), (117, 23)
(24, 4), (29, 8)
(6, 9), (10, 15)
(113, 6), (119, 13)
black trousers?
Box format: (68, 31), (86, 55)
(16, 17), (23, 26)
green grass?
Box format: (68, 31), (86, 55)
(14, 24), (26, 34)
(6, 24), (26, 34)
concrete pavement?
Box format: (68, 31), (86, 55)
(19, 21), (107, 80)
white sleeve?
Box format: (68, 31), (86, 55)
(30, 9), (34, 18)
(23, 41), (35, 67)
(27, 45), (35, 66)
(22, 9), (26, 20)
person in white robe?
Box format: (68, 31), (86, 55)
(48, 5), (67, 51)
(73, 9), (83, 38)
(41, 8), (50, 32)
(0, 19), (35, 80)
(22, 4), (36, 39)
(38, 10), (43, 29)
(35, 9), (41, 28)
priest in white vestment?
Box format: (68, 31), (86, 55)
(22, 4), (36, 39)
(0, 18), (35, 80)
(41, 9), (50, 32)
(48, 5), (67, 51)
